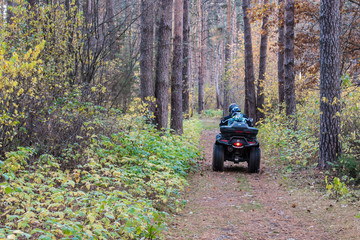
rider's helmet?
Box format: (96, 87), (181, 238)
(231, 106), (241, 115)
(228, 103), (238, 114)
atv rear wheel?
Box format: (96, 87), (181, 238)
(212, 144), (224, 172)
(248, 147), (260, 173)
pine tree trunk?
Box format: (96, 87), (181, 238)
(319, 0), (341, 168)
(278, 0), (285, 108)
(28, 0), (36, 9)
(256, 0), (269, 122)
(284, 0), (296, 116)
(242, 0), (256, 119)
(105, 0), (115, 60)
(182, 0), (191, 116)
(170, 0), (184, 134)
(140, 0), (155, 103)
(154, 0), (173, 130)
(223, 0), (232, 116)
(7, 0), (14, 24)
(198, 1), (205, 114)
(215, 43), (221, 109)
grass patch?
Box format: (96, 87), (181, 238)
(200, 118), (220, 131)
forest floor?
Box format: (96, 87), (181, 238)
(165, 121), (360, 240)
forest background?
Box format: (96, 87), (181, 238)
(0, 0), (359, 239)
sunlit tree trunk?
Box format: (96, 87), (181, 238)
(170, 0), (183, 134)
(256, 0), (269, 122)
(284, 0), (296, 116)
(154, 0), (173, 130)
(319, 0), (341, 168)
(182, 0), (191, 116)
(242, 0), (256, 119)
(278, 0), (285, 109)
(140, 0), (155, 104)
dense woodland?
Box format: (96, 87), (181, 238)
(0, 0), (360, 239)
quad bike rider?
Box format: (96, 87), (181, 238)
(213, 103), (261, 173)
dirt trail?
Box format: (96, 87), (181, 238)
(165, 130), (360, 240)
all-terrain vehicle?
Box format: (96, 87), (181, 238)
(212, 115), (261, 173)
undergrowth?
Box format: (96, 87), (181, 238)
(258, 92), (319, 170)
(258, 87), (360, 201)
(0, 101), (202, 240)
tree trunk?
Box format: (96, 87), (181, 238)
(284, 0), (296, 116)
(215, 43), (221, 109)
(170, 0), (183, 134)
(140, 0), (155, 104)
(154, 0), (173, 130)
(7, 0), (14, 24)
(28, 0), (36, 9)
(198, 1), (205, 114)
(278, 0), (285, 108)
(223, 0), (232, 116)
(105, 0), (115, 60)
(319, 0), (341, 168)
(182, 0), (191, 116)
(242, 0), (256, 119)
(256, 0), (269, 122)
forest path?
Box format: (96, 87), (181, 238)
(165, 128), (359, 240)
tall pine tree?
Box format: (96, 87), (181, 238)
(319, 0), (341, 168)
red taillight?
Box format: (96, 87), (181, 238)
(234, 142), (242, 147)
(235, 130), (243, 133)
(220, 139), (228, 142)
(249, 141), (256, 144)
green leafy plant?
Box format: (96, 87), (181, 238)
(325, 176), (349, 198)
(203, 109), (223, 118)
(0, 101), (202, 239)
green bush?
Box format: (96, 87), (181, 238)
(259, 86), (360, 184)
(258, 93), (319, 169)
(0, 103), (202, 239)
(203, 109), (223, 118)
(339, 87), (360, 183)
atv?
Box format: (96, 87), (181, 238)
(212, 116), (261, 173)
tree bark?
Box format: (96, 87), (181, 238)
(198, 1), (205, 114)
(28, 0), (36, 9)
(284, 0), (296, 116)
(140, 0), (155, 104)
(256, 0), (269, 122)
(154, 0), (173, 130)
(242, 0), (256, 119)
(105, 0), (115, 60)
(278, 0), (285, 109)
(7, 0), (14, 24)
(215, 43), (222, 109)
(319, 0), (341, 168)
(182, 0), (191, 116)
(170, 0), (183, 134)
(223, 0), (232, 116)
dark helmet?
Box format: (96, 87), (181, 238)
(231, 107), (241, 115)
(231, 106), (241, 115)
(228, 103), (238, 113)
